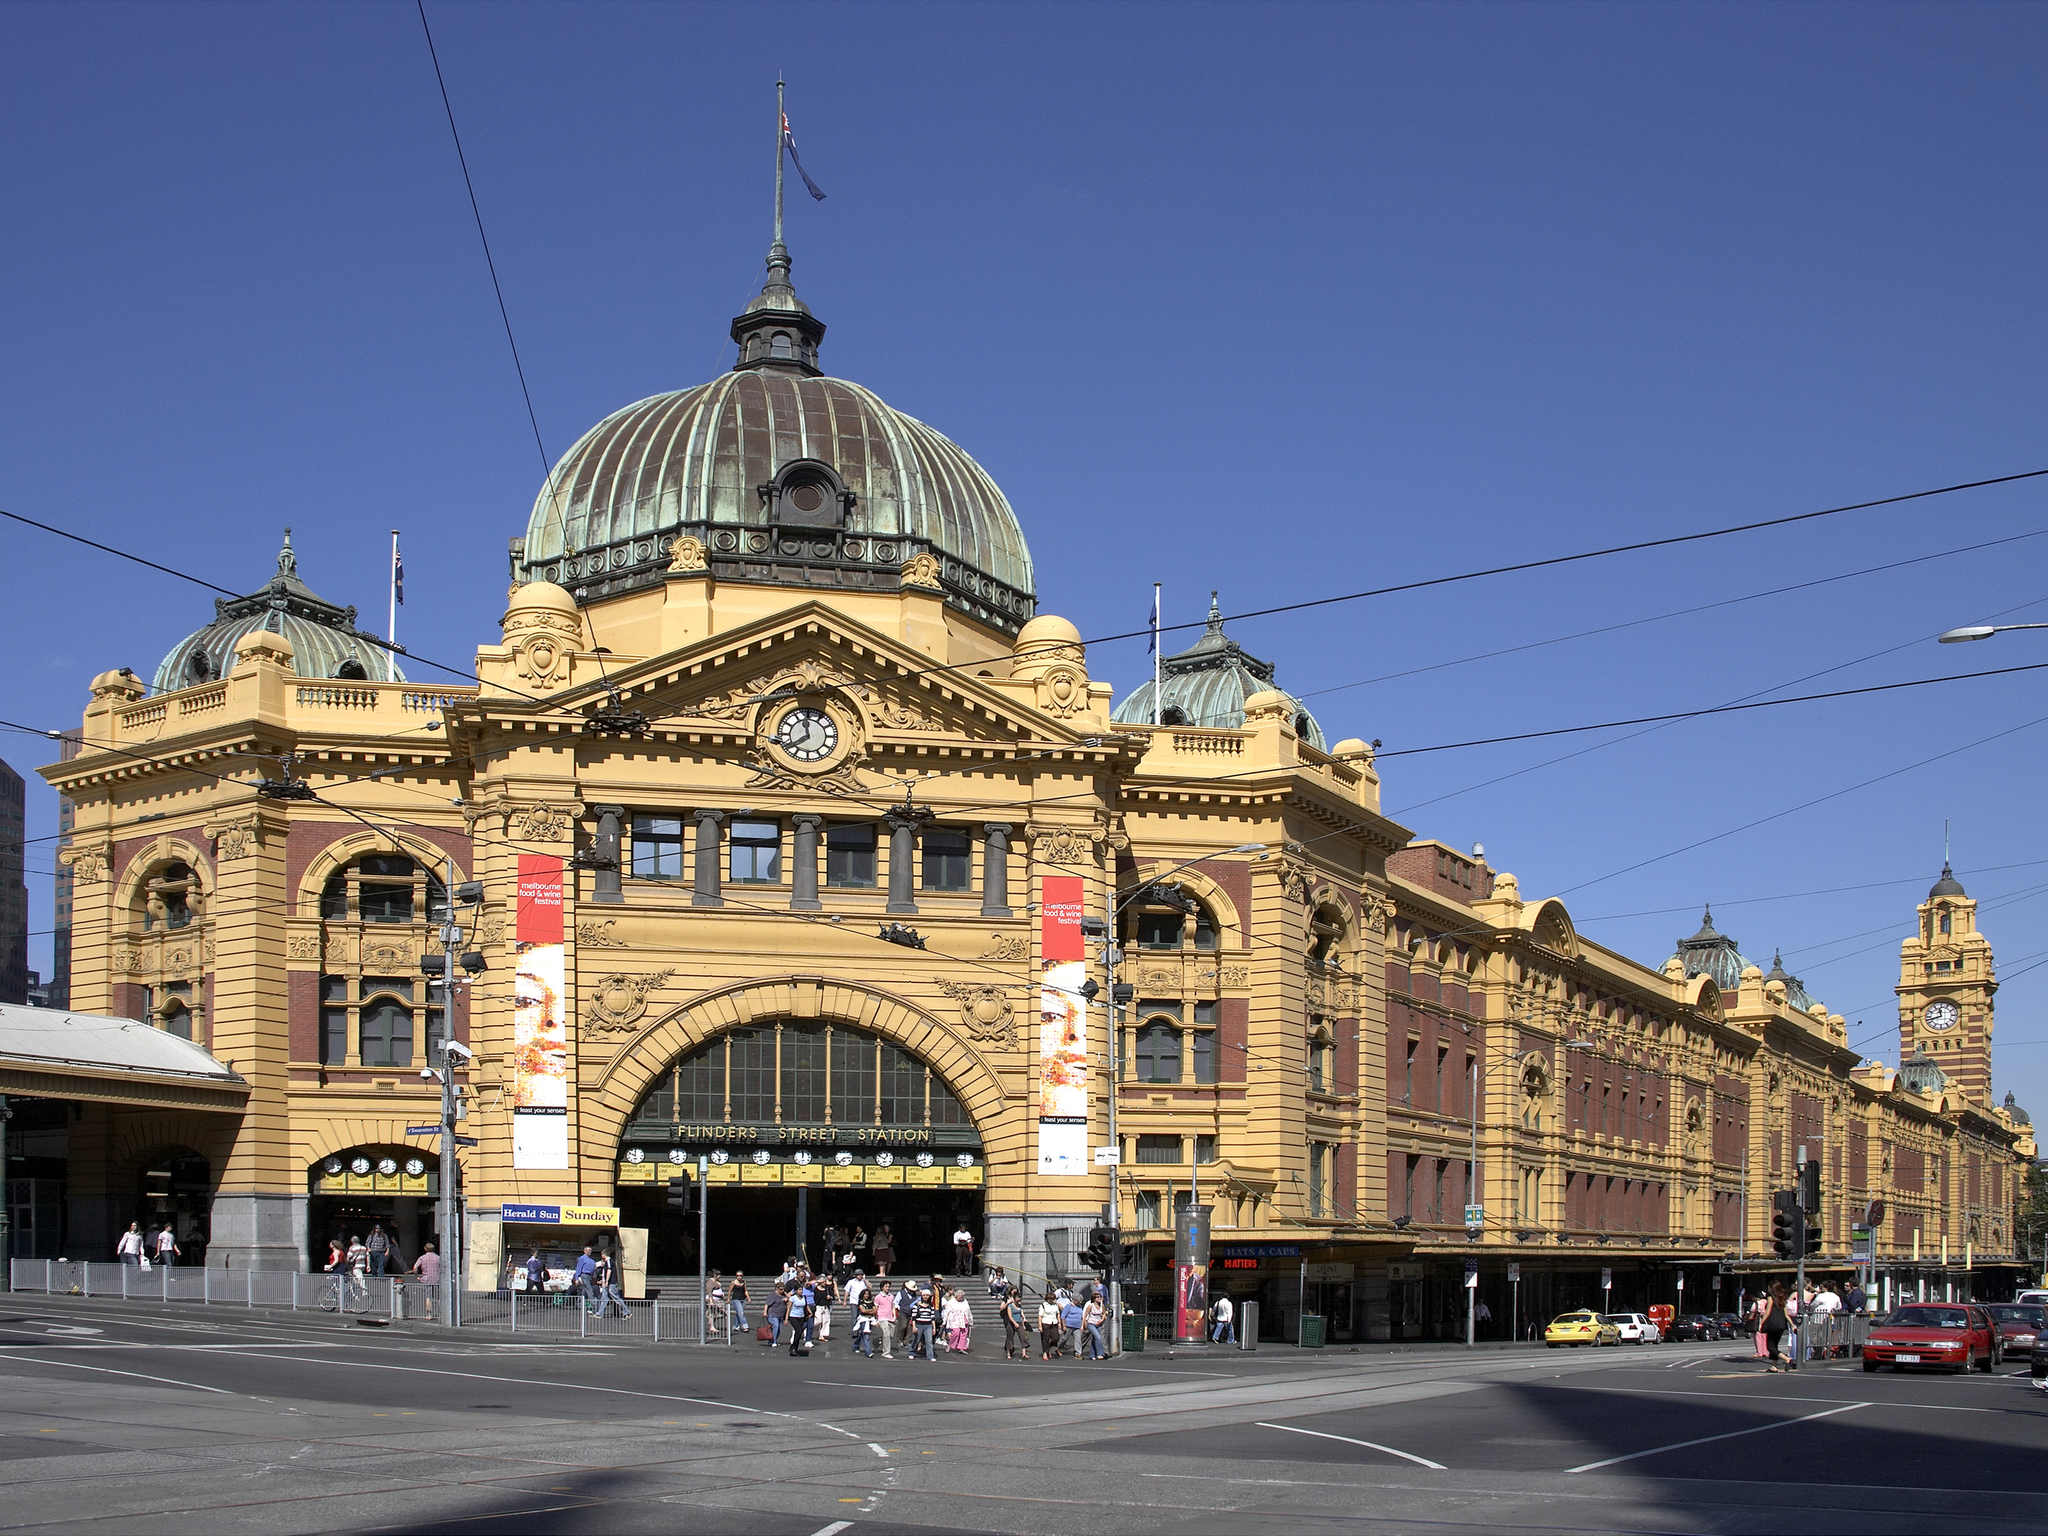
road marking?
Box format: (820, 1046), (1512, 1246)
(810, 1523), (853, 1536)
(1252, 1421), (1446, 1470)
(803, 1379), (992, 1399)
(0, 1350), (231, 1394)
(867, 1442), (890, 1457)
(1565, 1400), (1865, 1473)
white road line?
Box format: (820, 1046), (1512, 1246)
(0, 1350), (232, 1394)
(1565, 1400), (1865, 1473)
(802, 1379), (993, 1399)
(809, 1523), (853, 1536)
(1252, 1420), (1446, 1470)
(867, 1442), (890, 1457)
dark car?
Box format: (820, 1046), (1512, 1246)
(1983, 1303), (2047, 1359)
(1712, 1312), (1744, 1340)
(1666, 1314), (1718, 1341)
(1862, 1304), (1998, 1373)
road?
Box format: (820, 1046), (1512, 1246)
(0, 1296), (2040, 1534)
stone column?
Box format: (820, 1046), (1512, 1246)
(790, 814), (824, 911)
(981, 823), (1013, 918)
(884, 812), (920, 915)
(590, 805), (624, 904)
(691, 809), (725, 907)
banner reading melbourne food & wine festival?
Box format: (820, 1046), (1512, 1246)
(1038, 874), (1089, 1176)
(513, 854), (569, 1170)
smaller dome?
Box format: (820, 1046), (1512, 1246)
(153, 531), (403, 692)
(2004, 1091), (2031, 1127)
(1929, 862), (1966, 899)
(1015, 614), (1082, 651)
(1112, 592), (1325, 747)
(505, 580), (579, 623)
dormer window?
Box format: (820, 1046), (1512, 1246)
(761, 458), (853, 529)
(334, 658), (369, 681)
(184, 651), (213, 684)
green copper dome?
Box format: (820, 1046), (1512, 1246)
(1111, 594), (1326, 747)
(152, 532), (404, 693)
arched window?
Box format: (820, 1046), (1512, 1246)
(136, 860), (199, 932)
(1135, 1021), (1181, 1084)
(359, 997), (414, 1069)
(1121, 884), (1218, 953)
(1309, 905), (1346, 968)
(771, 331), (793, 358)
(334, 658), (369, 680)
(1939, 911), (1951, 936)
(320, 852), (447, 924)
(1159, 705), (1191, 726)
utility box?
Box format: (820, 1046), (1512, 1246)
(1299, 1312), (1326, 1349)
(1121, 1314), (1146, 1352)
(1239, 1300), (1259, 1349)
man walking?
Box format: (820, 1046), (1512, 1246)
(573, 1244), (600, 1315)
(366, 1223), (391, 1276)
(1210, 1292), (1236, 1346)
(152, 1224), (181, 1270)
(953, 1224), (975, 1277)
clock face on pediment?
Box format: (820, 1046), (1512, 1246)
(1923, 1000), (1960, 1032)
(770, 705), (840, 763)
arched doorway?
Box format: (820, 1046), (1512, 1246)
(615, 1019), (985, 1278)
(135, 1148), (210, 1266)
(307, 1147), (440, 1270)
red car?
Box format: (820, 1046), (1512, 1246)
(1984, 1303), (2047, 1359)
(1862, 1303), (1998, 1373)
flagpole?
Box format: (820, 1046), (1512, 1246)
(773, 78), (785, 252)
(389, 530), (400, 648)
(1153, 583), (1162, 726)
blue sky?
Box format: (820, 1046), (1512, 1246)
(7, 3), (2048, 1109)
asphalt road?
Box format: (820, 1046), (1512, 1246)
(0, 1296), (2041, 1535)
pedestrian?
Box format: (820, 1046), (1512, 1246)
(1785, 1286), (1803, 1369)
(324, 1238), (350, 1274)
(524, 1248), (546, 1293)
(1761, 1282), (1790, 1372)
(730, 1271), (751, 1333)
(366, 1223), (391, 1276)
(1749, 1292), (1769, 1359)
(854, 1292), (877, 1358)
(953, 1223), (975, 1277)
(812, 1273), (835, 1352)
(152, 1223), (182, 1270)
(910, 1287), (937, 1363)
(766, 1284), (788, 1347)
(874, 1280), (898, 1358)
(116, 1222), (145, 1267)
(594, 1250), (629, 1319)
(988, 1266), (1013, 1307)
(413, 1241), (442, 1320)
(1843, 1280), (1867, 1316)
(844, 1270), (868, 1311)
(1082, 1292), (1108, 1359)
(1210, 1292), (1237, 1346)
(1062, 1292), (1086, 1359)
(1474, 1298), (1492, 1336)
(347, 1233), (369, 1278)
(2033, 1339), (2048, 1395)
(1038, 1293), (1064, 1359)
(573, 1244), (600, 1314)
(851, 1224), (869, 1263)
(786, 1279), (811, 1356)
(1000, 1288), (1027, 1360)
(942, 1288), (972, 1354)
(873, 1224), (895, 1277)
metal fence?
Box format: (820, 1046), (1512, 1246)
(1796, 1310), (1870, 1359)
(6, 1260), (706, 1343)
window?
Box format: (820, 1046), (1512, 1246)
(1465, 1051), (1476, 1119)
(141, 861), (196, 931)
(1135, 1134), (1181, 1164)
(729, 1030), (776, 1121)
(1195, 1134), (1219, 1164)
(880, 1041), (926, 1124)
(161, 1000), (192, 1040)
(359, 854), (419, 924)
(729, 820), (781, 884)
(319, 975), (348, 1066)
(1404, 1154), (1420, 1220)
(1939, 912), (1951, 936)
(830, 1030), (876, 1123)
(631, 815), (687, 878)
(1135, 1022), (1181, 1083)
(1192, 1030), (1218, 1085)
(1404, 1039), (1417, 1104)
(1192, 906), (1218, 950)
(360, 999), (414, 1068)
(921, 827), (971, 891)
(1435, 1045), (1448, 1111)
(1134, 1189), (1162, 1228)
(1135, 911), (1183, 949)
(780, 1026), (826, 1121)
(826, 823), (877, 887)
(1308, 1142), (1329, 1217)
(1309, 1037), (1332, 1093)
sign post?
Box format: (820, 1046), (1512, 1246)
(1508, 1262), (1520, 1341)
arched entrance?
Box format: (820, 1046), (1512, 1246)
(135, 1148), (210, 1265)
(307, 1147), (440, 1270)
(615, 1019), (985, 1277)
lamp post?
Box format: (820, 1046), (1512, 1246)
(1938, 623), (2048, 644)
(1464, 1033), (1594, 1346)
(1088, 843), (1264, 1354)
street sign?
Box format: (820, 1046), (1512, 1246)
(454, 1135), (478, 1147)
(1464, 1258), (1479, 1289)
(1600, 1267), (1612, 1289)
(405, 1124), (442, 1136)
(1093, 1146), (1120, 1166)
(1507, 1263), (1520, 1284)
(1464, 1204), (1484, 1227)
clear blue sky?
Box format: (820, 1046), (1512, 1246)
(7, 4), (2048, 1111)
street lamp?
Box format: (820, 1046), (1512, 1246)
(1464, 1034), (1594, 1346)
(1937, 622), (2048, 644)
(1087, 842), (1265, 1351)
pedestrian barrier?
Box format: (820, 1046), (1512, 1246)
(6, 1259), (712, 1344)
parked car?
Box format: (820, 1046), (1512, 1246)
(1666, 1313), (1719, 1342)
(1983, 1303), (2047, 1359)
(2015, 1289), (2048, 1308)
(1604, 1312), (1662, 1344)
(1861, 1304), (1997, 1373)
(1713, 1312), (1745, 1340)
(1545, 1310), (1621, 1348)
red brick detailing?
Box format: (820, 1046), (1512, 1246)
(1218, 995), (1247, 1082)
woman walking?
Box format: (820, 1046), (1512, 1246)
(873, 1224), (895, 1278)
(1082, 1291), (1108, 1360)
(1749, 1292), (1769, 1360)
(1760, 1282), (1791, 1372)
(854, 1291), (877, 1357)
(941, 1288), (972, 1354)
(1038, 1293), (1064, 1360)
(1000, 1288), (1027, 1361)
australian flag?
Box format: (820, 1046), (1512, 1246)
(782, 111), (827, 201)
(392, 542), (404, 605)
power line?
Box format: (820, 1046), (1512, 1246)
(0, 507), (235, 598)
(413, 0), (551, 481)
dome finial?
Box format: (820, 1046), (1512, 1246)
(732, 80), (827, 376)
(1207, 591), (1223, 632)
(276, 527), (297, 579)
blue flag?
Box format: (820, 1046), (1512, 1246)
(782, 111), (826, 201)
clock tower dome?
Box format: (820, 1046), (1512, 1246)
(1896, 863), (1996, 1103)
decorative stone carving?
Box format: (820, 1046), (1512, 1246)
(60, 846), (109, 883)
(576, 919), (628, 948)
(1137, 967), (1179, 993)
(116, 947), (145, 974)
(362, 938), (411, 971)
(666, 535), (708, 573)
(1027, 823), (1102, 866)
(510, 805), (574, 842)
(286, 934), (322, 961)
(899, 551), (944, 591)
(1033, 664), (1088, 718)
(585, 969), (678, 1035)
(978, 935), (1030, 962)
(1219, 966), (1249, 988)
(686, 659), (858, 723)
(1360, 891), (1394, 932)
(1274, 857), (1313, 904)
(476, 916), (504, 947)
(935, 980), (1016, 1046)
(743, 749), (868, 798)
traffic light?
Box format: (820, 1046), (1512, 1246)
(1081, 1224), (1116, 1273)
(666, 1175), (694, 1214)
(1798, 1157), (1821, 1217)
(1771, 1189), (1801, 1261)
(1803, 1213), (1823, 1258)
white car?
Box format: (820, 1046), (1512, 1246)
(1603, 1312), (1661, 1344)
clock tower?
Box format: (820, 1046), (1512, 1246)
(1896, 863), (1997, 1103)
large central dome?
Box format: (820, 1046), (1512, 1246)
(514, 241), (1034, 635)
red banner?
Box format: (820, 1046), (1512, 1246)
(516, 854), (564, 943)
(1040, 874), (1084, 962)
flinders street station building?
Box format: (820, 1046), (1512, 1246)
(24, 230), (2037, 1341)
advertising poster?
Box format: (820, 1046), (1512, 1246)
(513, 855), (569, 1170)
(1037, 874), (1089, 1176)
(1173, 1201), (1213, 1344)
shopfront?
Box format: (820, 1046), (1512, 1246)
(307, 1147), (440, 1269)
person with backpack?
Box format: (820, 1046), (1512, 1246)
(366, 1223), (391, 1276)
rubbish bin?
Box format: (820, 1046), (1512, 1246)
(1298, 1313), (1325, 1349)
(1121, 1313), (1146, 1353)
(1238, 1300), (1259, 1349)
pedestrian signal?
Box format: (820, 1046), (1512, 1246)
(1770, 1189), (1800, 1261)
(1803, 1213), (1823, 1258)
(666, 1175), (694, 1214)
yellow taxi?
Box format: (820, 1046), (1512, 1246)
(1544, 1310), (1622, 1348)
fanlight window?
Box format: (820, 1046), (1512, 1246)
(136, 860), (200, 932)
(628, 1023), (973, 1134)
(320, 853), (448, 924)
